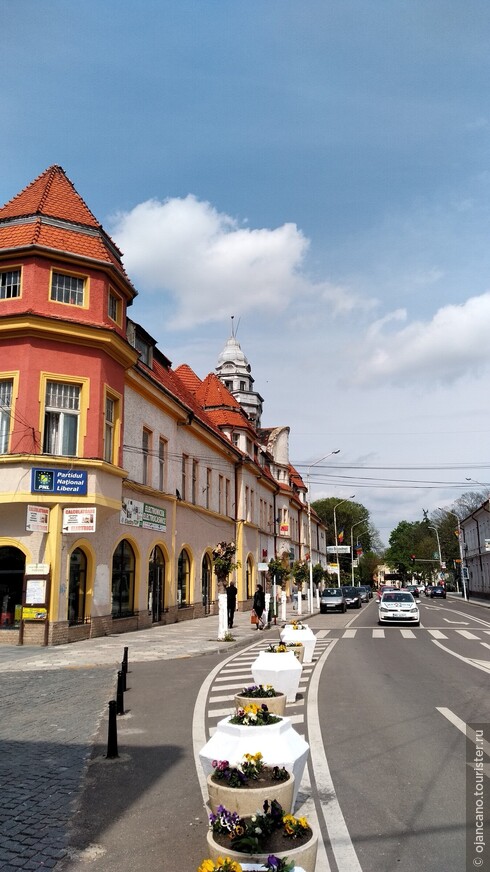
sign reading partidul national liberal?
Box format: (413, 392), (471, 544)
(31, 468), (88, 495)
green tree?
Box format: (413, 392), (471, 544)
(291, 560), (309, 590)
(267, 553), (291, 588)
(312, 562), (325, 588)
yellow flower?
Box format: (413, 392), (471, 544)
(298, 817), (309, 829)
(198, 860), (216, 872)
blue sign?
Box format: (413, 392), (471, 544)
(32, 468), (88, 495)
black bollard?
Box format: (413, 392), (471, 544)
(122, 646), (129, 673)
(106, 700), (119, 758)
(120, 662), (126, 692)
(116, 670), (125, 715)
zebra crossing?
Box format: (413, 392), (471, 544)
(205, 640), (333, 736)
(315, 627), (490, 640)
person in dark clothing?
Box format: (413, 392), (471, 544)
(226, 581), (237, 629)
(252, 584), (266, 630)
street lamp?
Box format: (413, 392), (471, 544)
(307, 450), (340, 611)
(429, 524), (442, 580)
(350, 517), (368, 585)
(438, 508), (468, 601)
(334, 495), (355, 586)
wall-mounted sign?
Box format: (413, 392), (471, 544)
(26, 505), (49, 532)
(120, 498), (166, 532)
(62, 507), (96, 533)
(279, 524), (290, 536)
(258, 562), (269, 571)
(25, 578), (47, 605)
(31, 468), (88, 495)
(25, 563), (50, 576)
(22, 607), (47, 621)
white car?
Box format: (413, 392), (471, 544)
(378, 590), (420, 626)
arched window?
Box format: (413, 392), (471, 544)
(178, 549), (190, 608)
(68, 548), (87, 625)
(112, 540), (135, 618)
(202, 553), (212, 614)
(246, 556), (254, 599)
(148, 546), (165, 622)
(0, 546), (25, 629)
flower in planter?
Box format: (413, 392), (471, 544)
(265, 857), (295, 872)
(211, 754), (289, 787)
(229, 704), (281, 727)
(239, 684), (280, 699)
(198, 857), (243, 872)
(209, 800), (312, 854)
(284, 642), (302, 649)
(265, 644), (288, 654)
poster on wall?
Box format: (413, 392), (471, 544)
(26, 505), (49, 532)
(25, 578), (47, 605)
(62, 507), (96, 533)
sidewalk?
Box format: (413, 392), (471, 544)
(0, 600), (311, 671)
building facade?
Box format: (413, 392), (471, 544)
(0, 166), (327, 645)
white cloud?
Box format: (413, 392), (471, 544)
(352, 292), (490, 386)
(110, 195), (373, 329)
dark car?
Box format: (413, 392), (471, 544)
(341, 586), (362, 609)
(320, 588), (347, 613)
(430, 585), (446, 599)
(358, 585), (371, 602)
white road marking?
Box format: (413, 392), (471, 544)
(343, 629), (357, 638)
(437, 707), (490, 757)
(456, 630), (480, 639)
(373, 629), (385, 638)
(307, 639), (362, 871)
(400, 629), (416, 638)
(431, 639), (490, 674)
(427, 630), (447, 639)
(444, 619), (469, 625)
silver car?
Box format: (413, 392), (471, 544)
(320, 587), (347, 613)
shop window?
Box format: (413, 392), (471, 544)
(202, 553), (212, 613)
(0, 546), (25, 629)
(246, 556), (253, 599)
(148, 546), (165, 622)
(68, 548), (88, 625)
(177, 548), (190, 608)
(112, 540), (135, 618)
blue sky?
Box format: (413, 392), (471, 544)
(3, 1), (490, 542)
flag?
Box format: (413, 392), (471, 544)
(338, 529), (344, 544)
(356, 540), (363, 557)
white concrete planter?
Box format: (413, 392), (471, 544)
(251, 651), (302, 703)
(234, 692), (287, 715)
(285, 644), (304, 664)
(199, 715), (309, 808)
(280, 627), (316, 664)
(207, 769), (295, 815)
(206, 827), (318, 872)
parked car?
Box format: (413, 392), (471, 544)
(430, 585), (446, 599)
(341, 586), (362, 609)
(358, 586), (370, 603)
(320, 588), (347, 613)
(424, 585), (433, 597)
(378, 590), (420, 625)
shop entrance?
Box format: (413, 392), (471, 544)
(0, 546), (25, 629)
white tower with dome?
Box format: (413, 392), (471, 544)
(216, 321), (264, 427)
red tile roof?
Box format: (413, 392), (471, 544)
(174, 364), (202, 394)
(0, 166), (133, 290)
(196, 373), (242, 410)
(0, 165), (100, 227)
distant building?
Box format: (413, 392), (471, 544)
(0, 166), (327, 645)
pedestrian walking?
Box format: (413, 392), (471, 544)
(291, 582), (298, 611)
(226, 581), (237, 629)
(252, 583), (266, 630)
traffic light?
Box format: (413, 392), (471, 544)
(410, 555), (416, 566)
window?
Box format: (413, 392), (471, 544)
(0, 269), (20, 300)
(192, 459), (198, 504)
(232, 432), (240, 447)
(51, 272), (85, 306)
(148, 546), (165, 622)
(112, 540), (135, 618)
(135, 335), (152, 366)
(142, 428), (152, 485)
(68, 548), (88, 625)
(240, 381), (246, 391)
(108, 290), (121, 323)
(0, 379), (13, 454)
(225, 479), (230, 516)
(224, 380), (233, 390)
(104, 396), (115, 463)
(43, 381), (80, 456)
(158, 438), (166, 491)
(218, 475), (224, 514)
(181, 454), (188, 500)
(206, 468), (212, 509)
(177, 548), (190, 607)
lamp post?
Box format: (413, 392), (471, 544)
(334, 495), (355, 586)
(350, 517), (368, 585)
(429, 524), (443, 583)
(439, 508), (468, 601)
(307, 450), (340, 611)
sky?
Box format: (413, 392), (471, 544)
(2, 0), (490, 544)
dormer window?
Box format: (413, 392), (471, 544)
(135, 335), (152, 367)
